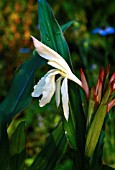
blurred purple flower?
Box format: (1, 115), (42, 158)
(19, 48), (31, 53)
(92, 26), (115, 36)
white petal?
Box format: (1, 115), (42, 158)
(31, 76), (46, 97)
(31, 36), (83, 88)
(31, 36), (72, 74)
(39, 71), (59, 107)
(61, 78), (69, 121)
(48, 61), (68, 74)
(31, 69), (57, 97)
(68, 72), (82, 88)
(55, 76), (63, 107)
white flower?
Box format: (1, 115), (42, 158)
(31, 36), (82, 121)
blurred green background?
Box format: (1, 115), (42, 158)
(0, 0), (115, 169)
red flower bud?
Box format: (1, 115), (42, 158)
(80, 68), (90, 99)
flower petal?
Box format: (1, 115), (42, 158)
(48, 61), (68, 74)
(55, 76), (63, 107)
(31, 76), (46, 97)
(39, 71), (59, 107)
(61, 77), (69, 121)
(68, 72), (82, 88)
(31, 69), (57, 97)
(31, 36), (72, 74)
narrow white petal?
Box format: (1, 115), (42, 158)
(55, 76), (63, 107)
(31, 36), (72, 74)
(39, 71), (59, 107)
(31, 76), (46, 97)
(48, 61), (68, 74)
(61, 78), (69, 121)
(68, 72), (82, 88)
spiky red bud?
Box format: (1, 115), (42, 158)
(107, 98), (115, 112)
(80, 68), (90, 99)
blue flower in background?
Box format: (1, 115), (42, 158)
(92, 26), (115, 36)
(19, 48), (31, 53)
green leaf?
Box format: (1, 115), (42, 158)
(61, 20), (75, 33)
(9, 121), (26, 170)
(0, 54), (44, 169)
(10, 121), (26, 156)
(90, 132), (105, 170)
(68, 84), (86, 170)
(85, 104), (107, 158)
(102, 110), (115, 169)
(0, 54), (44, 124)
(9, 150), (26, 170)
(28, 123), (67, 170)
(38, 0), (72, 68)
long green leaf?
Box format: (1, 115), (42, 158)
(90, 132), (105, 170)
(38, 0), (72, 68)
(28, 123), (67, 170)
(102, 110), (115, 169)
(9, 121), (26, 170)
(85, 104), (107, 158)
(10, 121), (26, 156)
(0, 55), (44, 124)
(0, 54), (44, 169)
(61, 20), (75, 33)
(9, 150), (26, 170)
(68, 84), (86, 170)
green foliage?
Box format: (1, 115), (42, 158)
(29, 123), (67, 170)
(103, 111), (115, 169)
(0, 54), (44, 124)
(9, 121), (26, 170)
